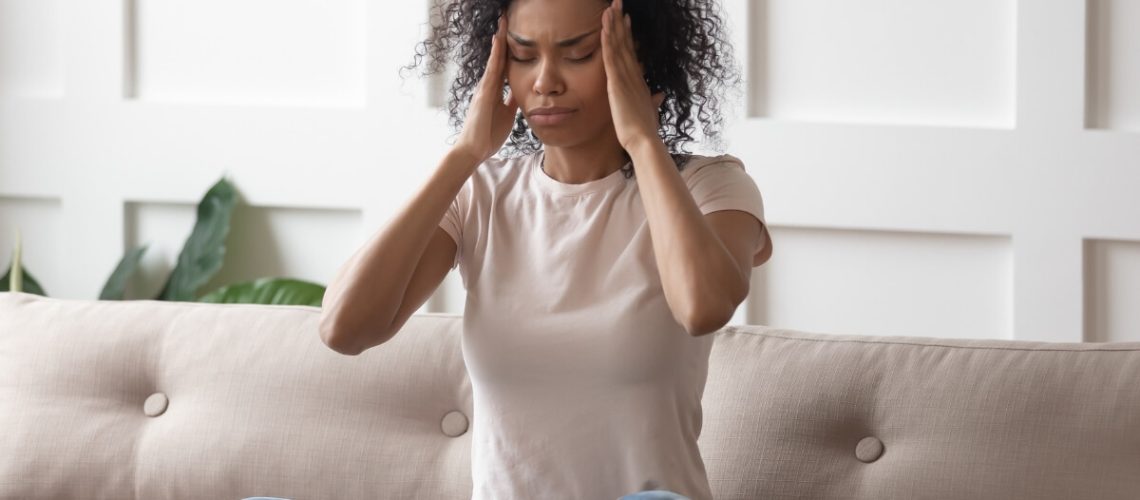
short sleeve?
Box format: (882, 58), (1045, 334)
(686, 155), (773, 267)
(438, 176), (471, 271)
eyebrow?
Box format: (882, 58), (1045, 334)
(507, 28), (600, 48)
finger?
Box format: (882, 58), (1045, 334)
(482, 22), (500, 85)
(606, 8), (628, 61)
(603, 9), (628, 81)
(652, 92), (665, 109)
(606, 8), (636, 80)
(609, 11), (634, 77)
(619, 14), (644, 79)
(601, 8), (614, 72)
(483, 17), (506, 92)
(492, 16), (506, 70)
(614, 0), (623, 14)
(605, 8), (626, 71)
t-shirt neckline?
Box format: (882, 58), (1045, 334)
(530, 149), (630, 196)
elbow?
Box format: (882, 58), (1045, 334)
(319, 312), (394, 356)
(681, 298), (737, 337)
(319, 313), (362, 356)
(320, 327), (358, 356)
(681, 280), (748, 337)
(683, 312), (731, 337)
(319, 293), (367, 356)
(679, 288), (743, 339)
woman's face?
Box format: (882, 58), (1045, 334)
(505, 0), (613, 148)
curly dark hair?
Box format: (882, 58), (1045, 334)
(401, 0), (741, 177)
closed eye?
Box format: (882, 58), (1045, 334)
(508, 52), (595, 64)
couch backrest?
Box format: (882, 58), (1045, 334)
(2, 292), (1138, 499)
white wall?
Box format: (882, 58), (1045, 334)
(1, 0), (1137, 343)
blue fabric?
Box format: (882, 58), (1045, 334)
(242, 489), (691, 500)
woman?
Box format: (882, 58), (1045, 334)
(319, 0), (772, 498)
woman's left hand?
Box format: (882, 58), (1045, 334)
(602, 0), (665, 153)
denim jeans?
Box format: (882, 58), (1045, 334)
(242, 490), (691, 500)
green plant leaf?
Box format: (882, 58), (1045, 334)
(155, 177), (239, 302)
(98, 245), (149, 300)
(197, 277), (326, 306)
(0, 267), (46, 296)
(2, 230), (47, 296)
(1, 263), (47, 296)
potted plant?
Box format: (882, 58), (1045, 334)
(2, 177), (326, 307)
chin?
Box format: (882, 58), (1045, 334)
(525, 122), (600, 149)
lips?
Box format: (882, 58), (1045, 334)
(528, 106), (576, 116)
(527, 106), (576, 126)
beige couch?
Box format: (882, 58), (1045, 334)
(2, 291), (1139, 499)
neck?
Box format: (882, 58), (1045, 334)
(540, 134), (627, 184)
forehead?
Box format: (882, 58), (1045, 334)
(507, 0), (608, 41)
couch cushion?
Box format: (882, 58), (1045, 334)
(0, 292), (473, 499)
(4, 292), (1140, 499)
(700, 326), (1140, 500)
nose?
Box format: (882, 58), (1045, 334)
(533, 60), (565, 96)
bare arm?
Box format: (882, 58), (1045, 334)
(319, 148), (479, 355)
(600, 1), (749, 336)
(321, 14), (517, 355)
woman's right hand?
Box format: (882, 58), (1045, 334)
(454, 15), (519, 165)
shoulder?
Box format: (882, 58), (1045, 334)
(678, 152), (748, 184)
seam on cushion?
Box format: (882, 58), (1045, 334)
(718, 327), (1140, 352)
(20, 294), (322, 312)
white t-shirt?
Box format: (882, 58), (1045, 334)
(438, 149), (770, 500)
